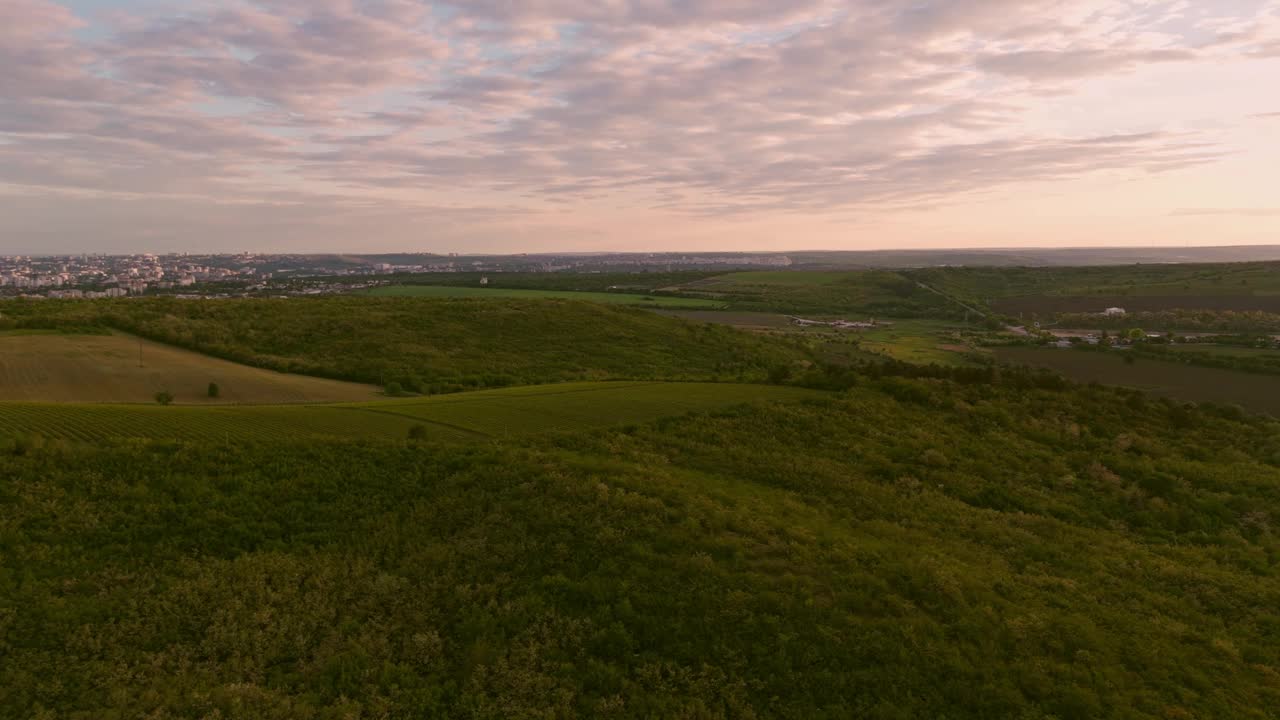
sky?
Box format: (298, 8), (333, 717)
(1, 0), (1278, 255)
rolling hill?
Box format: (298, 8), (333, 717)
(4, 375), (1279, 718)
(1, 297), (807, 392)
(0, 381), (821, 445)
(0, 331), (379, 404)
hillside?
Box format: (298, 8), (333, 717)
(4, 374), (1279, 718)
(1, 297), (806, 393)
(0, 331), (379, 404)
(0, 382), (821, 445)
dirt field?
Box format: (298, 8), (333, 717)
(0, 332), (380, 404)
(996, 347), (1280, 415)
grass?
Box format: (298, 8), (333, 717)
(0, 333), (380, 404)
(996, 346), (1280, 414)
(858, 319), (986, 366)
(366, 285), (725, 308)
(0, 381), (823, 444)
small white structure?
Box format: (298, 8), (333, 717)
(480, 276), (490, 286)
(1103, 307), (1127, 317)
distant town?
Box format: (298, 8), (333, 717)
(0, 252), (794, 300)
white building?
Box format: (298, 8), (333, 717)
(1103, 307), (1127, 317)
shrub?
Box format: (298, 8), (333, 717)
(154, 391), (174, 406)
(207, 382), (220, 399)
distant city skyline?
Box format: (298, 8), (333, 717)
(2, 0), (1279, 254)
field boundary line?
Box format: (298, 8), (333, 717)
(330, 406), (492, 438)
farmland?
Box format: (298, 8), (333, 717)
(0, 331), (379, 404)
(663, 269), (959, 317)
(995, 346), (1280, 415)
(857, 319), (988, 366)
(0, 381), (822, 444)
(367, 284), (725, 308)
(1, 297), (805, 392)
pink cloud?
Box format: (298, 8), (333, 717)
(0, 0), (1277, 251)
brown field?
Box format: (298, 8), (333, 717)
(996, 346), (1280, 415)
(0, 332), (380, 404)
(993, 295), (1280, 315)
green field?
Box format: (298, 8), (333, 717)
(0, 381), (822, 444)
(858, 319), (986, 366)
(366, 285), (725, 308)
(0, 332), (380, 404)
(1, 297), (796, 392)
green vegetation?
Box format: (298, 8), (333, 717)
(0, 297), (805, 393)
(912, 261), (1280, 303)
(367, 284), (725, 308)
(364, 270), (722, 294)
(5, 375), (1280, 717)
(0, 382), (820, 445)
(1056, 309), (1280, 333)
(857, 319), (987, 366)
(153, 390), (174, 406)
(666, 269), (959, 317)
(9, 265), (1280, 717)
(0, 332), (380, 404)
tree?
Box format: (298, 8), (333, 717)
(207, 382), (220, 399)
(154, 390), (174, 406)
(408, 424), (428, 441)
(385, 381), (405, 397)
(768, 363), (793, 384)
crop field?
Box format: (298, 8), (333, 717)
(0, 381), (823, 444)
(995, 347), (1280, 415)
(0, 332), (380, 404)
(858, 320), (986, 366)
(365, 285), (725, 308)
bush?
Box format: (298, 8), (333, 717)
(207, 382), (220, 399)
(384, 381), (405, 397)
(408, 425), (428, 441)
(154, 391), (174, 406)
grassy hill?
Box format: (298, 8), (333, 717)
(0, 382), (821, 445)
(665, 270), (960, 317)
(0, 331), (379, 404)
(4, 375), (1279, 718)
(911, 262), (1280, 316)
(1, 297), (806, 393)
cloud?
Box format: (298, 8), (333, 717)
(0, 0), (1278, 250)
(1173, 208), (1280, 217)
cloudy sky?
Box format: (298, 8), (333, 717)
(2, 0), (1279, 254)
